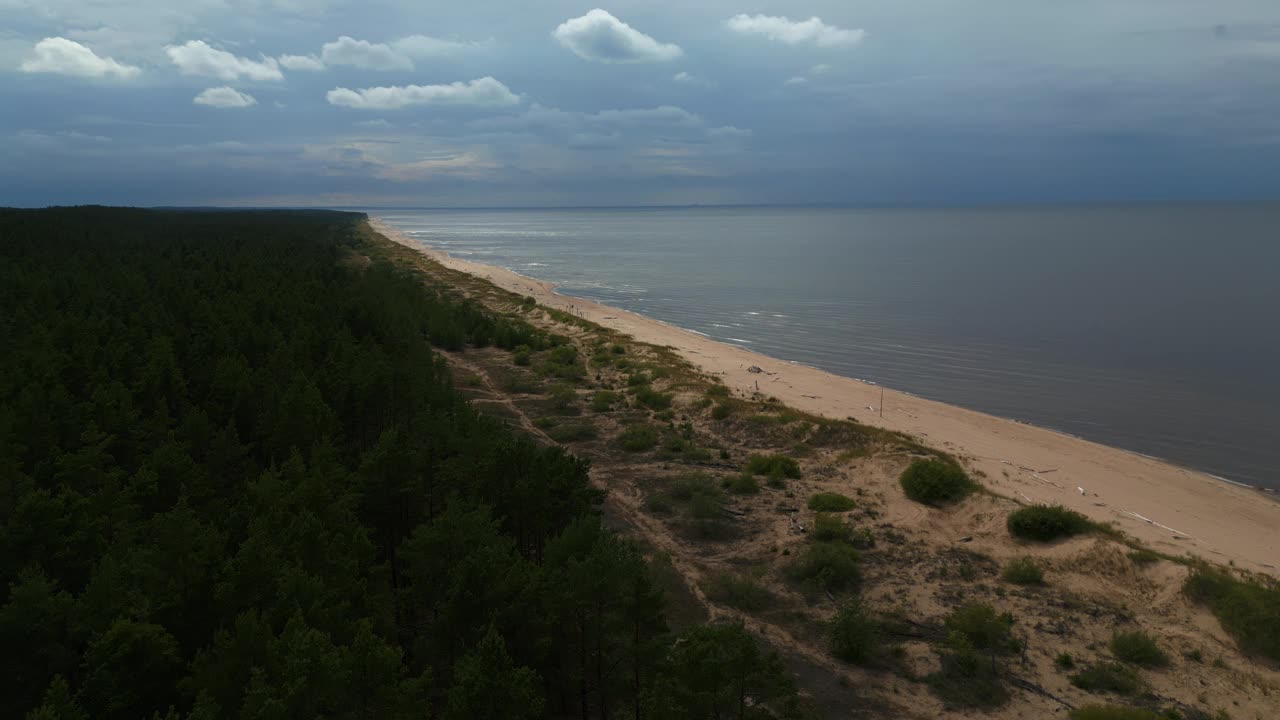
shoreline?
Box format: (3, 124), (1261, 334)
(370, 217), (1280, 576)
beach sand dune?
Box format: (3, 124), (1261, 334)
(371, 218), (1280, 576)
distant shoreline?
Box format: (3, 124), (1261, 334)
(370, 217), (1280, 576)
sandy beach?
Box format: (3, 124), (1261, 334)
(371, 218), (1280, 576)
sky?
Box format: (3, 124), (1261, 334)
(3, 0), (1280, 207)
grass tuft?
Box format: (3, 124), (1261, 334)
(618, 424), (659, 452)
(807, 492), (856, 512)
(744, 453), (801, 479)
(1183, 567), (1280, 662)
(1070, 662), (1143, 695)
(1006, 505), (1092, 542)
(899, 459), (974, 506)
(1001, 557), (1045, 585)
(785, 542), (861, 595)
(1110, 630), (1168, 667)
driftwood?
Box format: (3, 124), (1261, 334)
(1008, 675), (1074, 710)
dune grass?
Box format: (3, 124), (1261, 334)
(1006, 504), (1093, 542)
(1183, 567), (1280, 662)
(808, 492), (856, 512)
(899, 459), (975, 506)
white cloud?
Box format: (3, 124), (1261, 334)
(553, 9), (683, 63)
(326, 77), (521, 110)
(592, 105), (701, 128)
(392, 34), (484, 58)
(726, 14), (865, 47)
(673, 71), (714, 87)
(707, 126), (752, 140)
(166, 40), (283, 81)
(278, 54), (324, 70)
(785, 62), (836, 87)
(320, 36), (412, 70)
(193, 86), (257, 108)
(19, 37), (141, 79)
(318, 34), (481, 71)
(473, 103), (748, 146)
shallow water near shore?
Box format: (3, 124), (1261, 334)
(371, 204), (1280, 490)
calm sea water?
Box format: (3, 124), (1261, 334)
(372, 205), (1280, 490)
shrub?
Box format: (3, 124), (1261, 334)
(829, 601), (879, 665)
(512, 345), (532, 366)
(1128, 549), (1161, 567)
(634, 386), (673, 411)
(944, 604), (1019, 653)
(711, 404), (732, 420)
(1055, 652), (1076, 669)
(744, 454), (801, 479)
(808, 492), (856, 512)
(590, 390), (621, 412)
(811, 513), (853, 543)
(611, 344), (626, 355)
(899, 459), (974, 506)
(1069, 707), (1164, 720)
(668, 474), (725, 504)
(537, 344), (585, 380)
(927, 635), (1009, 709)
(688, 493), (733, 540)
(499, 371), (540, 394)
(548, 384), (578, 413)
(547, 423), (597, 443)
(618, 424), (659, 452)
(1002, 557), (1045, 585)
(547, 344), (577, 366)
(1183, 567), (1280, 662)
(724, 474), (759, 495)
(1006, 505), (1092, 542)
(644, 494), (675, 516)
(705, 572), (773, 612)
(626, 372), (650, 387)
(1110, 630), (1169, 667)
(785, 542), (861, 595)
(1070, 662), (1143, 695)
(706, 384), (730, 398)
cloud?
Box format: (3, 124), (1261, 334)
(392, 34), (485, 58)
(278, 54), (324, 70)
(785, 63), (833, 86)
(326, 77), (521, 110)
(726, 14), (865, 47)
(318, 34), (483, 71)
(553, 9), (683, 63)
(166, 40), (283, 81)
(193, 86), (257, 108)
(320, 36), (412, 70)
(673, 71), (714, 87)
(19, 37), (141, 79)
(707, 125), (752, 140)
(592, 105), (701, 128)
(473, 103), (749, 149)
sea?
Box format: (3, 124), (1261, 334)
(370, 205), (1280, 491)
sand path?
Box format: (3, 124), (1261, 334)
(371, 218), (1280, 576)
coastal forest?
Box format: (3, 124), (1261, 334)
(0, 207), (800, 720)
